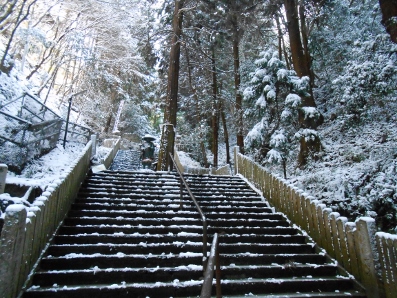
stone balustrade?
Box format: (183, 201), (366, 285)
(234, 147), (396, 298)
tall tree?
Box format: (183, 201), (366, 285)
(283, 0), (322, 166)
(157, 0), (185, 171)
(379, 0), (397, 43)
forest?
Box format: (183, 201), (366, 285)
(0, 0), (396, 232)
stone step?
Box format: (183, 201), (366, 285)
(47, 242), (204, 256)
(71, 202), (273, 213)
(24, 277), (361, 298)
(59, 224), (298, 236)
(73, 197), (271, 209)
(32, 263), (339, 288)
(220, 253), (328, 266)
(78, 187), (259, 198)
(31, 265), (203, 287)
(52, 233), (306, 247)
(226, 293), (366, 298)
(216, 277), (363, 296)
(39, 253), (203, 270)
(24, 279), (203, 298)
(67, 209), (283, 221)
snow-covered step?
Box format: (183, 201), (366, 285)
(46, 241), (204, 256)
(226, 293), (366, 298)
(67, 209), (201, 219)
(221, 252), (329, 266)
(31, 265), (203, 287)
(52, 233), (205, 245)
(38, 253), (203, 271)
(24, 279), (203, 298)
(63, 216), (201, 227)
(59, 224), (203, 235)
(219, 263), (340, 279)
(214, 277), (365, 297)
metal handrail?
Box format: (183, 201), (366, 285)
(169, 153), (208, 270)
(200, 232), (222, 298)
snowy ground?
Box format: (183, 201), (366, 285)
(0, 142), (111, 219)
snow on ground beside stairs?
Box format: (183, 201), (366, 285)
(1, 142), (111, 219)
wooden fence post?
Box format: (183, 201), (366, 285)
(323, 208), (335, 258)
(355, 218), (380, 298)
(336, 216), (351, 271)
(346, 222), (361, 280)
(0, 164), (7, 194)
(0, 205), (27, 298)
(375, 232), (397, 298)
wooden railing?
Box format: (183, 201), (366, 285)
(0, 141), (93, 298)
(234, 147), (396, 298)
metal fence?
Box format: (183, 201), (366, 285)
(0, 92), (91, 172)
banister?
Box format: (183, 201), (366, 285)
(200, 232), (222, 298)
(169, 153), (208, 270)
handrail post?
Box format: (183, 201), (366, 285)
(200, 233), (221, 298)
(179, 175), (183, 209)
(203, 219), (208, 270)
(216, 237), (222, 298)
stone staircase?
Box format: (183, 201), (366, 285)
(109, 149), (142, 171)
(23, 152), (366, 297)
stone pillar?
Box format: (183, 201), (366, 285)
(355, 217), (380, 298)
(91, 134), (97, 156)
(0, 204), (27, 298)
(0, 164), (7, 194)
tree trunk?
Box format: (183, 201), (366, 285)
(211, 49), (219, 168)
(284, 0), (311, 80)
(157, 0), (185, 171)
(220, 100), (231, 165)
(184, 44), (200, 127)
(284, 0), (322, 166)
(0, 0), (33, 73)
(232, 13), (244, 154)
(379, 0), (397, 43)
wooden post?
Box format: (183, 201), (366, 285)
(0, 164), (7, 194)
(336, 217), (350, 271)
(330, 212), (341, 261)
(323, 208), (335, 258)
(315, 203), (327, 248)
(355, 218), (380, 298)
(310, 198), (321, 243)
(376, 233), (395, 298)
(91, 134), (97, 156)
(346, 223), (361, 280)
(0, 205), (27, 298)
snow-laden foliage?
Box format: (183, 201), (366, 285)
(243, 49), (309, 165)
(331, 35), (397, 121)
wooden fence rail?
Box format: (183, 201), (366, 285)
(234, 147), (396, 298)
(0, 141), (93, 298)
